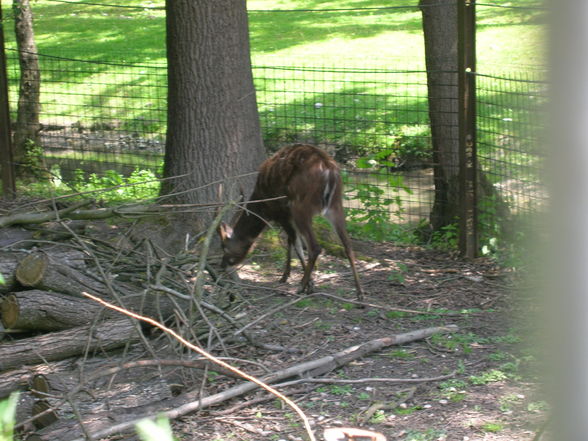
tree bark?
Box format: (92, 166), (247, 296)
(0, 252), (24, 293)
(419, 0), (460, 230)
(0, 227), (34, 248)
(0, 318), (141, 371)
(0, 359), (75, 399)
(1, 290), (109, 331)
(161, 0), (266, 234)
(12, 0), (41, 175)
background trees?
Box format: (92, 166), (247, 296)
(419, 0), (460, 232)
(12, 0), (41, 176)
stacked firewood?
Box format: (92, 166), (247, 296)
(0, 220), (232, 441)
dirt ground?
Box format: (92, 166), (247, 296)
(170, 239), (548, 441)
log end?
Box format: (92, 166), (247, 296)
(16, 253), (49, 287)
(0, 294), (18, 328)
(32, 400), (59, 429)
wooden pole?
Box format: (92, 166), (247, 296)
(0, 2), (16, 198)
(457, 0), (477, 257)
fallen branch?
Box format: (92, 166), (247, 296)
(0, 200), (239, 229)
(274, 370), (457, 387)
(0, 201), (92, 228)
(34, 320), (457, 441)
(75, 291), (318, 441)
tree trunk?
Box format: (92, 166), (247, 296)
(419, 0), (460, 230)
(161, 0), (266, 234)
(12, 0), (42, 176)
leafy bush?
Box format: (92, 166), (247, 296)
(20, 168), (161, 203)
(0, 393), (18, 441)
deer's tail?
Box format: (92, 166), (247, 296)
(321, 168), (340, 215)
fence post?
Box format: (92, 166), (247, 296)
(0, 2), (16, 199)
(457, 0), (477, 257)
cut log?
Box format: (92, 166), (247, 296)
(0, 252), (26, 293)
(15, 252), (106, 297)
(0, 227), (34, 248)
(0, 359), (75, 399)
(31, 400), (59, 429)
(1, 290), (192, 331)
(0, 249), (86, 293)
(1, 291), (102, 331)
(1, 290), (112, 331)
(0, 318), (142, 371)
(15, 392), (36, 429)
(30, 374), (50, 398)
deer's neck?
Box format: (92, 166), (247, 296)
(232, 202), (268, 244)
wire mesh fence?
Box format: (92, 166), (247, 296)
(253, 62), (434, 227)
(475, 70), (547, 247)
(0, 1), (548, 254)
(5, 50), (167, 182)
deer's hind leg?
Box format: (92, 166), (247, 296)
(290, 210), (322, 294)
(325, 201), (364, 302)
(279, 223), (306, 283)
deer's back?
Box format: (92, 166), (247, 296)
(251, 144), (342, 221)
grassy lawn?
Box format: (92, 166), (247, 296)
(1, 0), (545, 84)
(2, 0), (545, 143)
(2, 0), (542, 131)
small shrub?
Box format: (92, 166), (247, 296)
(469, 369), (509, 385)
(0, 393), (19, 441)
(481, 422), (504, 433)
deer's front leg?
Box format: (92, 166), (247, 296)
(297, 278), (315, 294)
(280, 240), (292, 283)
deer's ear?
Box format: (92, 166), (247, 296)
(217, 222), (233, 241)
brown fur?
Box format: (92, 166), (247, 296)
(218, 144), (364, 301)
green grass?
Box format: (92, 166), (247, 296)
(2, 0), (544, 123)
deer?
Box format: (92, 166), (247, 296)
(217, 143), (364, 302)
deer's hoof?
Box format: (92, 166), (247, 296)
(297, 280), (315, 295)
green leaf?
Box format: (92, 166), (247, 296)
(0, 393), (19, 441)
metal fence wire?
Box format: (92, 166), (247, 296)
(476, 70), (547, 242)
(0, 1), (547, 253)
